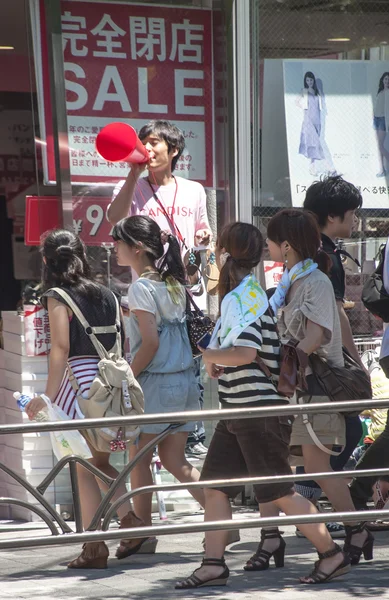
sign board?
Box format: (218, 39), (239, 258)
(31, 0), (214, 186)
(24, 305), (51, 356)
(25, 195), (113, 245)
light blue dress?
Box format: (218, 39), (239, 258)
(128, 278), (200, 434)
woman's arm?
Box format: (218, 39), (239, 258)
(201, 345), (257, 367)
(129, 310), (159, 378)
(296, 318), (325, 355)
(26, 297), (70, 419)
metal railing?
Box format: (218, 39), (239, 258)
(1, 398), (389, 550)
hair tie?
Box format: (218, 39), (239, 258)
(219, 252), (231, 268)
(161, 231), (170, 245)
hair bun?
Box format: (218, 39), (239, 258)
(56, 245), (73, 259)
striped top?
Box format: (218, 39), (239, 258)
(218, 311), (287, 406)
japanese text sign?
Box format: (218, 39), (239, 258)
(32, 0), (214, 186)
(24, 305), (51, 356)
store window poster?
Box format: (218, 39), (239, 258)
(283, 59), (389, 209)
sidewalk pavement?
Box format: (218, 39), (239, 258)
(1, 507), (388, 600)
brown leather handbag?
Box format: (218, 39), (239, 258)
(255, 339), (308, 398)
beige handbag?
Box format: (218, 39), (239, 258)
(51, 288), (144, 453)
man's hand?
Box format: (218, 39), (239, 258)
(25, 397), (47, 421)
(128, 160), (149, 181)
(195, 229), (212, 247)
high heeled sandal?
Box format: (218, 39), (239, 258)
(344, 522), (374, 565)
(244, 527), (286, 571)
(175, 557), (229, 589)
(300, 543), (351, 584)
(115, 510), (158, 560)
(67, 542), (109, 569)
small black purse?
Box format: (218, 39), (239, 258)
(185, 291), (215, 356)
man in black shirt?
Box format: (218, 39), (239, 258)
(293, 176), (364, 538)
(304, 176), (363, 366)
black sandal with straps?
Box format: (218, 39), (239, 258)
(300, 543), (351, 584)
(344, 522), (374, 565)
(175, 557), (229, 589)
(244, 528), (286, 571)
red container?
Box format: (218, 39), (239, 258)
(95, 122), (149, 164)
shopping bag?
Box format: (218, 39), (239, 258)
(41, 396), (92, 461)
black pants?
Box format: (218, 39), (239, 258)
(349, 410), (389, 510)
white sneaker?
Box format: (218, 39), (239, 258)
(185, 443), (208, 458)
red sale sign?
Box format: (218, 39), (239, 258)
(31, 0), (214, 186)
(25, 195), (113, 246)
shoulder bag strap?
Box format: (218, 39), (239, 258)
(146, 180), (188, 250)
(50, 288), (112, 360)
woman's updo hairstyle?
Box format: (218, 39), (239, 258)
(112, 215), (186, 285)
(267, 209), (331, 274)
(217, 222), (264, 303)
(41, 229), (100, 298)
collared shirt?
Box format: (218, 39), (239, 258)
(321, 233), (345, 302)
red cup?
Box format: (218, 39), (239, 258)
(95, 122), (149, 164)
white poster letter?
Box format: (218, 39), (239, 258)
(93, 66), (132, 111)
(138, 68), (168, 113)
(64, 63), (88, 110)
(175, 70), (204, 115)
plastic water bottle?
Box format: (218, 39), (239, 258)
(14, 392), (49, 422)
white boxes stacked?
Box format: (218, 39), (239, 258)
(0, 311), (71, 521)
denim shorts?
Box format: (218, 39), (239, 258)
(374, 116), (386, 131)
(137, 369), (200, 434)
(200, 411), (294, 503)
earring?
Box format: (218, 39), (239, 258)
(284, 255), (288, 265)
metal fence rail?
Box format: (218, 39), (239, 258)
(1, 397), (389, 550)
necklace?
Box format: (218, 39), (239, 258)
(139, 270), (161, 279)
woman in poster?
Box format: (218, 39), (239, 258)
(374, 72), (389, 177)
(297, 71), (325, 176)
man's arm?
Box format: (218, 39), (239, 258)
(107, 165), (145, 226)
(336, 300), (364, 367)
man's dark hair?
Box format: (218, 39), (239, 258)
(303, 175), (362, 228)
(138, 120), (185, 171)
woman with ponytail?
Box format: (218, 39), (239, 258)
(176, 221), (350, 590)
(113, 215), (205, 556)
(25, 229), (137, 570)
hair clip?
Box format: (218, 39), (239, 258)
(219, 252), (231, 268)
(160, 231), (170, 245)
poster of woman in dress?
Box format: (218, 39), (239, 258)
(283, 59), (389, 208)
(373, 72), (389, 177)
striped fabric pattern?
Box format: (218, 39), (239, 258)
(218, 313), (286, 404)
(55, 356), (99, 418)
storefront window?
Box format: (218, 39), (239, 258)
(252, 0), (389, 338)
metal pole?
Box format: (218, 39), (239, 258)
(1, 398), (389, 434)
(1, 509), (389, 550)
(68, 459), (83, 533)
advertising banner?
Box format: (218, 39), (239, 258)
(24, 305), (51, 356)
(25, 195), (112, 245)
(31, 0), (213, 186)
(283, 60), (389, 209)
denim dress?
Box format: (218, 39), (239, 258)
(128, 279), (200, 434)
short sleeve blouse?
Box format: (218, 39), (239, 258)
(278, 269), (344, 368)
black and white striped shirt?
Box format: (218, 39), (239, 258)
(218, 312), (287, 406)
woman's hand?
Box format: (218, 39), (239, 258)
(205, 362), (224, 379)
(195, 229), (212, 247)
(25, 397), (47, 421)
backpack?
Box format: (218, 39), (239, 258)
(51, 288), (144, 453)
(362, 244), (389, 322)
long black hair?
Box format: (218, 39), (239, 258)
(377, 72), (389, 95)
(41, 229), (101, 298)
(112, 215), (187, 285)
(304, 71), (319, 96)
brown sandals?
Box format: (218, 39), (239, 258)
(115, 510), (158, 559)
